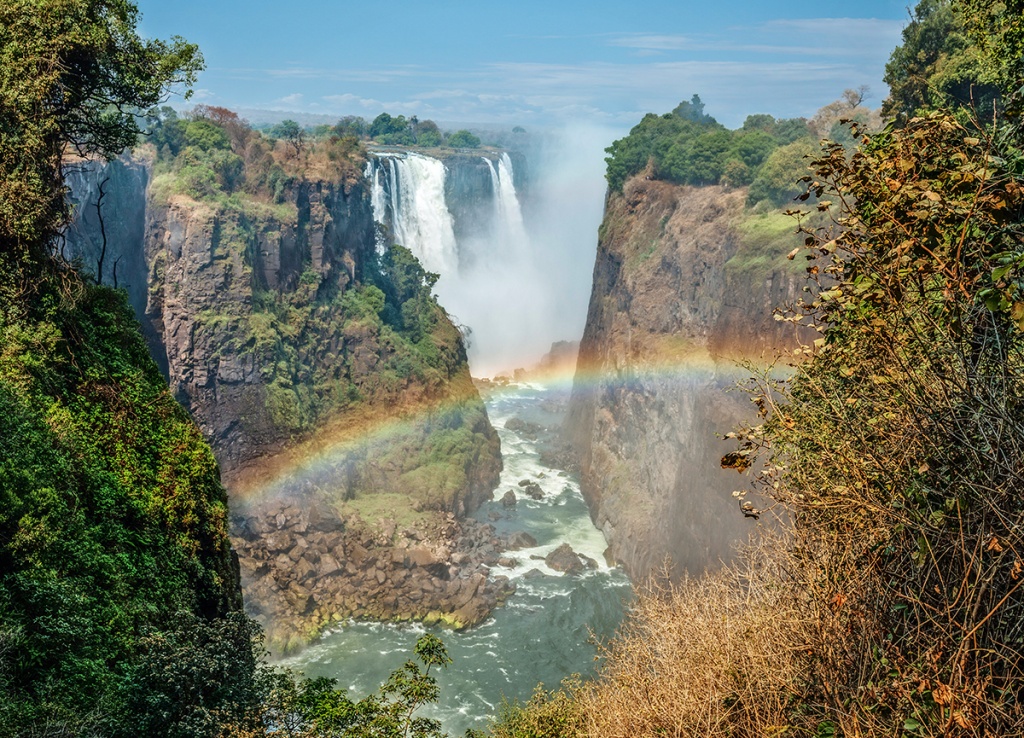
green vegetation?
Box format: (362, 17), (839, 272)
(0, 0), (201, 264)
(0, 1), (490, 735)
(604, 91), (882, 207)
(227, 633), (458, 738)
(603, 94), (815, 198)
(0, 279), (248, 735)
(726, 208), (825, 278)
(445, 130), (482, 149)
(882, 0), (1001, 121)
(254, 112), (486, 150)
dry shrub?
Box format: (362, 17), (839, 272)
(581, 539), (808, 738)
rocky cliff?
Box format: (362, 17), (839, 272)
(66, 134), (504, 652)
(565, 177), (809, 580)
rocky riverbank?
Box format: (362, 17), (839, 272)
(231, 495), (537, 654)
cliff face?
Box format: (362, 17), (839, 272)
(67, 151), (504, 652)
(565, 177), (807, 580)
(143, 177), (375, 474)
(64, 156), (151, 316)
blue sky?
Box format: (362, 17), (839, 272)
(136, 0), (913, 130)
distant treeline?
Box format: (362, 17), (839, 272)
(604, 92), (879, 205)
(265, 113), (490, 149)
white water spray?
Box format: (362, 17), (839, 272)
(483, 154), (529, 251)
(368, 152), (458, 275)
(367, 127), (613, 377)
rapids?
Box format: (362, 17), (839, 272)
(283, 381), (631, 735)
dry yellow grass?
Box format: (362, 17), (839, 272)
(581, 539), (807, 738)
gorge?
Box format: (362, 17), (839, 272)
(61, 112), (804, 732)
(8, 1), (1024, 734)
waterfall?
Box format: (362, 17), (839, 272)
(482, 154), (529, 251)
(496, 153), (528, 246)
(366, 160), (388, 252)
(368, 153), (458, 276)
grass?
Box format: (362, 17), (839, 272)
(338, 492), (429, 536)
(727, 208), (812, 279)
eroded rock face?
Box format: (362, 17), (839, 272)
(143, 178), (375, 474)
(565, 178), (810, 581)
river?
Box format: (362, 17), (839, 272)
(283, 380), (632, 734)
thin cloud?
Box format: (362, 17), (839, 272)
(611, 17), (905, 58)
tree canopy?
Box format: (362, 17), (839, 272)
(0, 0), (202, 262)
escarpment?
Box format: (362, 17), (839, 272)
(67, 146), (505, 652)
(565, 176), (809, 580)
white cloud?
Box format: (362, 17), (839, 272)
(207, 15), (907, 128)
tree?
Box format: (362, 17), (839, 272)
(729, 112), (1024, 734)
(746, 138), (816, 206)
(273, 120), (305, 155)
(672, 94), (715, 124)
(0, 0), (202, 262)
(446, 130), (481, 149)
(882, 0), (998, 121)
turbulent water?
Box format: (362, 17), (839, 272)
(283, 382), (631, 735)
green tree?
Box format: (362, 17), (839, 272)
(672, 94), (715, 124)
(273, 119), (305, 154)
(446, 130), (481, 148)
(882, 0), (998, 121)
(746, 138), (816, 206)
(0, 0), (202, 262)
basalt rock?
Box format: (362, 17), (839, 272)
(545, 543), (585, 575)
(232, 498), (517, 654)
(565, 178), (812, 581)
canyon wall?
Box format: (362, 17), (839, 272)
(565, 176), (809, 580)
(65, 149), (509, 651)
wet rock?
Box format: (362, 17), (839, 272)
(505, 417), (544, 438)
(520, 481), (544, 500)
(501, 489), (518, 508)
(545, 543), (584, 574)
(505, 531), (537, 550)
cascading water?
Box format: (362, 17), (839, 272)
(367, 131), (608, 378)
(367, 152), (459, 276)
(483, 154), (529, 251)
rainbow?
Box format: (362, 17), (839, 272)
(225, 346), (793, 511)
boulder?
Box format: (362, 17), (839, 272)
(407, 545), (440, 568)
(521, 482), (544, 500)
(545, 543), (584, 574)
(505, 531), (537, 550)
(505, 417), (544, 438)
(501, 489), (518, 508)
